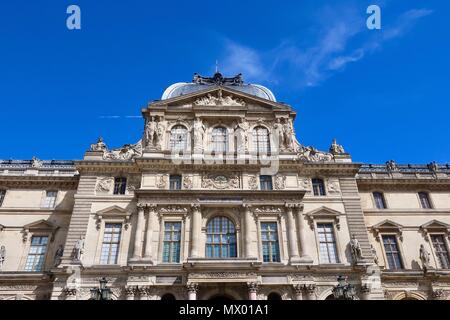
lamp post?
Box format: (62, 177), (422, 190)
(332, 276), (356, 300)
(89, 277), (112, 300)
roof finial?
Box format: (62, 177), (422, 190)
(215, 60), (219, 73)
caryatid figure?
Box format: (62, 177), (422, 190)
(193, 117), (206, 151)
(145, 116), (156, 147)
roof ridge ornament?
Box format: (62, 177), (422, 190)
(192, 72), (244, 86)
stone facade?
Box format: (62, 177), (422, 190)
(1, 73), (449, 300)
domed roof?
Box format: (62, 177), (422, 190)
(161, 73), (276, 102)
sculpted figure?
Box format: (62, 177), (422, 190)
(420, 244), (431, 272)
(350, 234), (363, 263)
(273, 118), (284, 151)
(145, 117), (157, 148)
(235, 118), (249, 153)
(54, 245), (64, 267)
(371, 244), (379, 265)
(193, 117), (206, 151)
(386, 160), (398, 172)
(329, 138), (345, 154)
(90, 137), (107, 152)
(282, 118), (294, 150)
(155, 116), (167, 149)
(0, 245), (5, 270)
(73, 237), (85, 262)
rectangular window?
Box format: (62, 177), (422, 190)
(431, 235), (450, 269)
(169, 175), (182, 190)
(25, 236), (48, 271)
(260, 175), (273, 190)
(312, 179), (326, 196)
(261, 222), (280, 262)
(0, 190), (5, 207)
(317, 223), (338, 263)
(113, 177), (127, 195)
(100, 223), (122, 264)
(419, 192), (432, 209)
(382, 235), (403, 270)
(373, 192), (387, 209)
(163, 222), (182, 263)
(42, 191), (57, 208)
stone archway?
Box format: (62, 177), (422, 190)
(208, 294), (235, 301)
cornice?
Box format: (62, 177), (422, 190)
(0, 175), (79, 189)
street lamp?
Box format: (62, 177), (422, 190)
(332, 276), (356, 300)
(89, 277), (112, 300)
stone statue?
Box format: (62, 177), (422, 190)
(273, 118), (284, 151)
(90, 137), (107, 152)
(103, 140), (143, 160)
(235, 118), (249, 153)
(193, 117), (206, 151)
(54, 245), (64, 267)
(419, 244), (431, 272)
(350, 234), (363, 263)
(0, 245), (5, 270)
(31, 156), (43, 168)
(73, 237), (85, 262)
(155, 116), (167, 150)
(386, 160), (398, 172)
(329, 138), (345, 154)
(298, 146), (334, 162)
(428, 161), (439, 174)
(281, 118), (294, 150)
(145, 117), (157, 148)
(371, 244), (379, 265)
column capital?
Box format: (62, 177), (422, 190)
(299, 283), (316, 294)
(147, 204), (158, 212)
(137, 203), (146, 211)
(190, 203), (201, 211)
(124, 285), (137, 297)
(186, 283), (199, 293)
(63, 287), (77, 297)
(247, 282), (259, 293)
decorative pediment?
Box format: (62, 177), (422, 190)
(94, 206), (131, 230)
(22, 220), (59, 242)
(152, 86), (291, 111)
(305, 206), (343, 230)
(420, 220), (450, 237)
(371, 220), (404, 240)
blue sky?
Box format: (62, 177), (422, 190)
(0, 0), (449, 164)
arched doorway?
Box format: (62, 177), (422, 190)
(267, 292), (282, 300)
(161, 293), (176, 301)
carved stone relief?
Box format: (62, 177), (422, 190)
(96, 177), (114, 193)
(274, 174), (286, 190)
(248, 175), (258, 190)
(327, 178), (341, 193)
(201, 173), (240, 189)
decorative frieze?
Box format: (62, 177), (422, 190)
(274, 174), (286, 190)
(201, 173), (240, 189)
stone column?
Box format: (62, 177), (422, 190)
(293, 204), (312, 262)
(433, 289), (446, 300)
(247, 282), (258, 300)
(243, 204), (254, 258)
(293, 285), (303, 300)
(360, 284), (371, 300)
(143, 205), (157, 261)
(190, 204), (201, 258)
(132, 204), (146, 259)
(285, 204), (300, 264)
(187, 283), (199, 300)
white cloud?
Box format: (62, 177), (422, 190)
(220, 7), (433, 88)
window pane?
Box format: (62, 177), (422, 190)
(170, 175), (182, 190)
(100, 223), (122, 264)
(162, 222), (181, 263)
(261, 222), (280, 262)
(382, 235), (403, 270)
(211, 127), (228, 153)
(0, 190), (5, 207)
(317, 223), (338, 264)
(373, 192), (386, 209)
(206, 217), (237, 258)
(260, 176), (273, 190)
(431, 235), (450, 269)
(419, 192), (432, 209)
(170, 125), (188, 152)
(25, 236), (49, 271)
(252, 127), (270, 154)
(113, 178), (127, 195)
(312, 179), (326, 196)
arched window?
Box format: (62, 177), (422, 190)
(373, 192), (387, 209)
(312, 178), (326, 196)
(418, 192), (432, 209)
(267, 292), (282, 300)
(161, 293), (176, 301)
(206, 216), (237, 258)
(252, 126), (270, 154)
(211, 127), (228, 153)
(169, 125), (188, 151)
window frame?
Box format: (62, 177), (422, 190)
(0, 189), (6, 207)
(41, 190), (58, 209)
(372, 191), (388, 209)
(311, 178), (326, 196)
(99, 223), (123, 265)
(205, 216), (238, 259)
(418, 191), (433, 209)
(169, 175), (182, 190)
(259, 175), (273, 191)
(252, 126), (271, 155)
(169, 125), (189, 152)
(113, 177), (127, 195)
(158, 216), (185, 264)
(260, 221), (281, 263)
(429, 233), (450, 270)
(210, 126), (229, 154)
(24, 235), (49, 272)
(162, 221), (182, 263)
(315, 222), (340, 264)
(380, 234), (404, 270)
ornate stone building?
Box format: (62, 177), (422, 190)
(0, 73), (449, 300)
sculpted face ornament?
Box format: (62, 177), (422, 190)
(214, 175), (229, 189)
